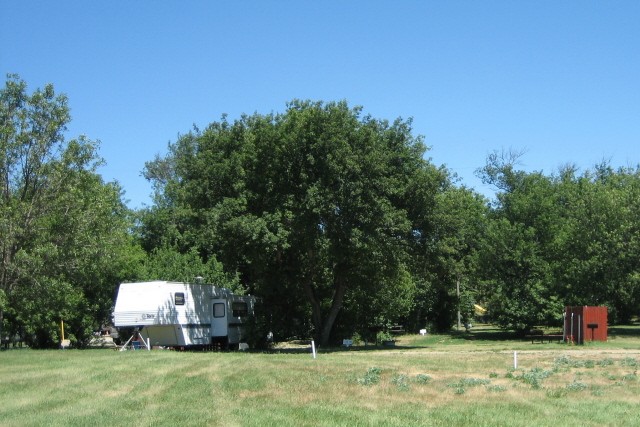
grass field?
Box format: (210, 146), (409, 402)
(1, 326), (639, 426)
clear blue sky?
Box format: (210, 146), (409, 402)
(2, 2), (639, 208)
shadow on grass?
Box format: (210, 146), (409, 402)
(608, 323), (640, 337)
(448, 327), (521, 342)
(257, 343), (425, 354)
(256, 322), (640, 354)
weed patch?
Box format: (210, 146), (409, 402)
(545, 388), (567, 398)
(566, 381), (588, 392)
(597, 358), (614, 367)
(391, 374), (410, 391)
(621, 357), (638, 368)
(516, 368), (554, 389)
(447, 377), (490, 394)
(414, 374), (432, 384)
(356, 367), (382, 386)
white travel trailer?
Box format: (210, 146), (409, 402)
(113, 281), (255, 349)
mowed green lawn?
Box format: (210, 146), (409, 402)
(1, 327), (639, 427)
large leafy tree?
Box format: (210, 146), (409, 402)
(143, 100), (444, 345)
(409, 185), (488, 332)
(1, 75), (139, 347)
(138, 246), (241, 291)
(550, 164), (640, 322)
(477, 151), (640, 330)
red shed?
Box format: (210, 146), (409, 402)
(564, 306), (608, 344)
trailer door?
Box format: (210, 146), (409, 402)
(211, 299), (228, 338)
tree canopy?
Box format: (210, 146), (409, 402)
(142, 100), (453, 345)
(477, 152), (640, 329)
(4, 74), (639, 347)
(1, 75), (139, 347)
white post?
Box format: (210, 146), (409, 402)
(514, 351), (518, 370)
(456, 277), (461, 331)
(147, 338), (151, 351)
(311, 340), (317, 359)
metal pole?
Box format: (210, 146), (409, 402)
(570, 312), (574, 344)
(578, 315), (581, 345)
(311, 340), (317, 359)
(456, 277), (461, 331)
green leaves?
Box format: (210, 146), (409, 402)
(141, 100), (440, 344)
(478, 157), (640, 329)
(1, 75), (137, 347)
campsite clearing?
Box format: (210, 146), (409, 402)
(1, 327), (639, 426)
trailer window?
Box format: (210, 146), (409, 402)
(213, 302), (225, 318)
(175, 292), (185, 305)
(232, 302), (248, 317)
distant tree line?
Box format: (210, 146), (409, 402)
(2, 76), (638, 347)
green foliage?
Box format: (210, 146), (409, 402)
(448, 377), (491, 388)
(477, 152), (640, 330)
(408, 186), (488, 332)
(242, 296), (274, 350)
(376, 330), (394, 343)
(516, 368), (554, 389)
(140, 246), (241, 291)
(545, 388), (568, 398)
(597, 358), (614, 367)
(566, 381), (588, 392)
(414, 374), (432, 384)
(2, 73), (639, 349)
(391, 373), (411, 391)
(621, 357), (638, 368)
(356, 367), (382, 386)
(1, 75), (138, 347)
(141, 100), (449, 345)
(448, 377), (491, 394)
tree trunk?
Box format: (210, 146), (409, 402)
(319, 273), (347, 346)
(302, 275), (323, 343)
(302, 263), (349, 347)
